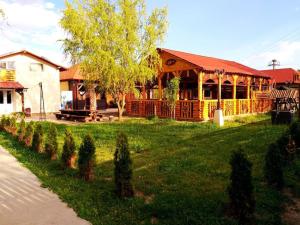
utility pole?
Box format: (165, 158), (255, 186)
(268, 59), (280, 70)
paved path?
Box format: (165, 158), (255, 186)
(0, 146), (91, 225)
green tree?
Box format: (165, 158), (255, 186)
(32, 123), (44, 153)
(62, 129), (76, 168)
(264, 143), (284, 190)
(45, 124), (58, 160)
(78, 134), (96, 181)
(165, 77), (180, 119)
(114, 132), (134, 197)
(60, 0), (168, 119)
(228, 149), (255, 224)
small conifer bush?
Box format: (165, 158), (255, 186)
(78, 134), (96, 181)
(62, 129), (76, 168)
(9, 116), (17, 136)
(32, 123), (44, 153)
(17, 119), (26, 142)
(228, 149), (255, 224)
(264, 143), (284, 190)
(45, 123), (58, 160)
(23, 122), (34, 148)
(290, 121), (300, 149)
(114, 132), (134, 198)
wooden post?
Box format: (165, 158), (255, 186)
(233, 75), (238, 115)
(158, 75), (162, 100)
(247, 77), (251, 113)
(142, 85), (146, 100)
(217, 73), (223, 109)
(259, 78), (263, 92)
(198, 72), (203, 101)
(21, 92), (25, 113)
(72, 81), (78, 110)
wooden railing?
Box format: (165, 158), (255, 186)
(126, 99), (272, 121)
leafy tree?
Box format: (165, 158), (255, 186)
(45, 124), (58, 160)
(165, 77), (180, 119)
(78, 134), (96, 181)
(24, 122), (34, 148)
(32, 123), (44, 153)
(62, 129), (76, 168)
(264, 143), (284, 190)
(60, 0), (168, 119)
(228, 149), (255, 224)
(17, 119), (26, 142)
(114, 132), (134, 197)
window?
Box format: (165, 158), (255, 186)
(30, 63), (44, 72)
(0, 91), (3, 104)
(7, 91), (11, 104)
(0, 61), (15, 70)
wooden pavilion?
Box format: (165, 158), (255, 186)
(126, 48), (272, 121)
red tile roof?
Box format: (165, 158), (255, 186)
(160, 48), (269, 77)
(260, 68), (299, 83)
(60, 64), (83, 81)
(0, 81), (24, 89)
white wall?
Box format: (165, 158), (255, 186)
(0, 55), (61, 114)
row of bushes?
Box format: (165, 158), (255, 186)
(230, 120), (299, 224)
(0, 115), (134, 198)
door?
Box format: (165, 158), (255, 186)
(0, 90), (13, 115)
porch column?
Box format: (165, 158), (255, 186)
(158, 75), (162, 100)
(142, 85), (147, 100)
(259, 78), (263, 91)
(198, 72), (204, 101)
(72, 81), (78, 110)
(217, 73), (223, 109)
(247, 77), (251, 112)
(233, 75), (238, 115)
(21, 92), (25, 113)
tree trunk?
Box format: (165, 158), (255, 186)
(117, 95), (126, 120)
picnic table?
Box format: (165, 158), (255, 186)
(55, 109), (103, 122)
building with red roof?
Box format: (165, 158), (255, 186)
(126, 48), (272, 121)
(0, 50), (66, 115)
(260, 68), (300, 89)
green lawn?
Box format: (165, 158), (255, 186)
(0, 114), (298, 225)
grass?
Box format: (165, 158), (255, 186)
(0, 114), (298, 225)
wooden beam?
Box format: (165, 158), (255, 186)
(198, 72), (204, 101)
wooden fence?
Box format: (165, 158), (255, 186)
(126, 99), (272, 121)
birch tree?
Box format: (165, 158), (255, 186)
(60, 0), (168, 119)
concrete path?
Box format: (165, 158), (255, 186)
(0, 146), (91, 225)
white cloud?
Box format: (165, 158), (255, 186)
(242, 41), (300, 70)
(0, 0), (68, 67)
(45, 1), (55, 9)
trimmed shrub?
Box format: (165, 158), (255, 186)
(228, 149), (255, 224)
(32, 123), (44, 153)
(290, 121), (300, 149)
(0, 115), (6, 131)
(17, 119), (26, 142)
(78, 134), (96, 181)
(264, 143), (284, 190)
(45, 123), (58, 160)
(61, 129), (76, 168)
(23, 122), (34, 148)
(114, 132), (134, 198)
(276, 132), (290, 162)
(8, 116), (17, 136)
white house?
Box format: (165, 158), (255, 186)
(0, 50), (66, 115)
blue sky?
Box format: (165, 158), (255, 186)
(1, 0), (300, 69)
